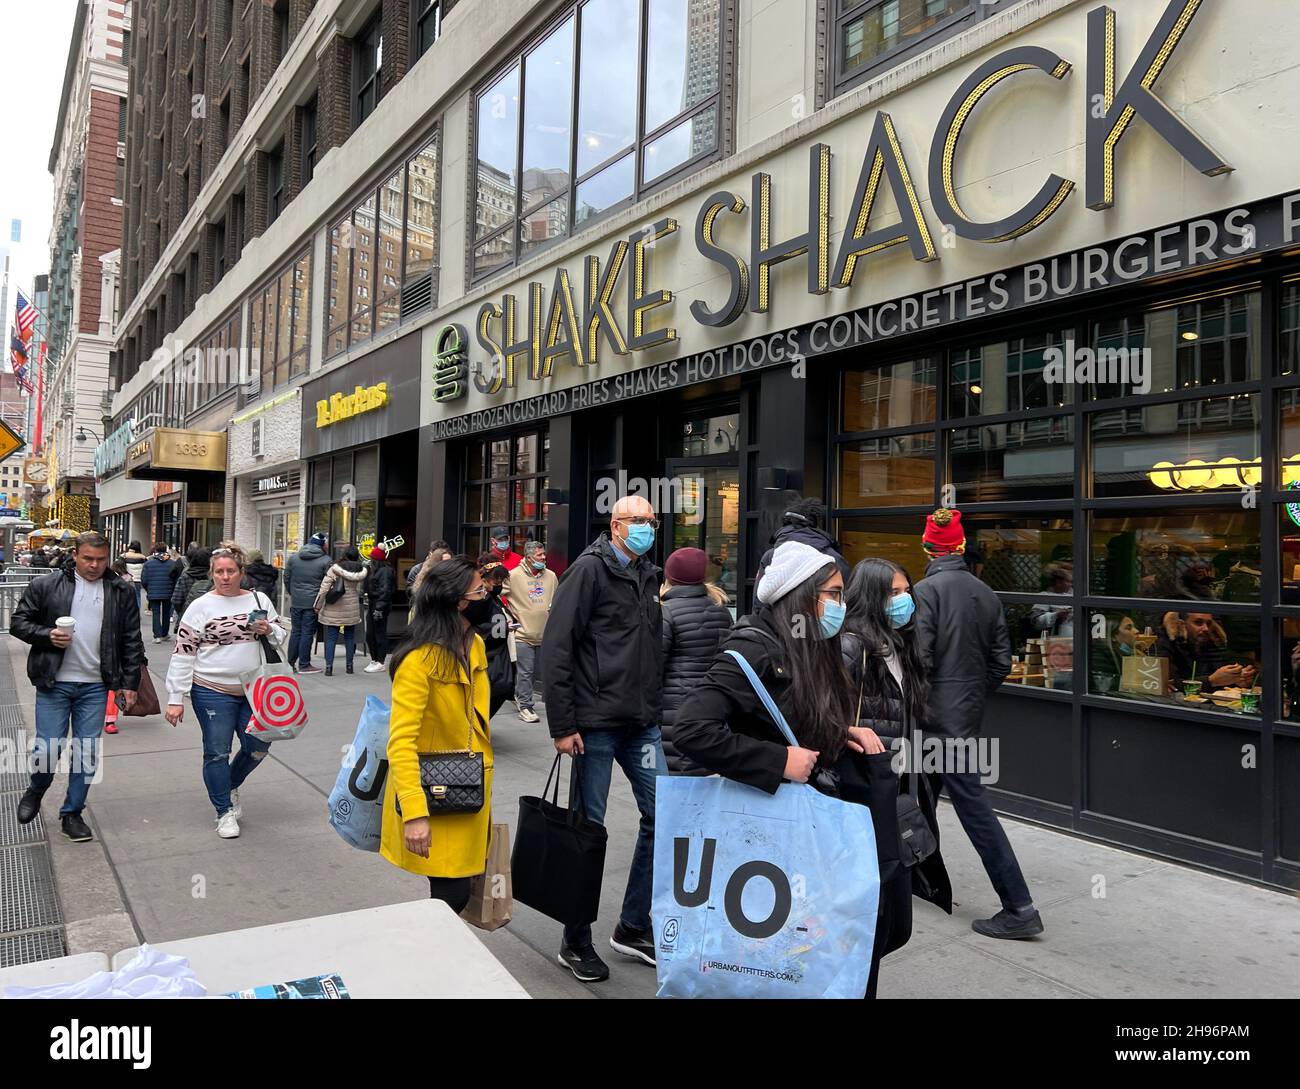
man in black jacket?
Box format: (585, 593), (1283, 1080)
(913, 508), (1042, 940)
(11, 533), (145, 842)
(543, 494), (665, 982)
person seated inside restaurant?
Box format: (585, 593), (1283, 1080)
(1089, 614), (1138, 695)
(1157, 611), (1256, 695)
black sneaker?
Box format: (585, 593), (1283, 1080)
(972, 907), (1044, 940)
(61, 812), (94, 842)
(324, 666), (333, 677)
(610, 922), (656, 966)
(557, 942), (610, 982)
(16, 788), (43, 825)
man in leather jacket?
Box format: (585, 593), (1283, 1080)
(11, 533), (145, 842)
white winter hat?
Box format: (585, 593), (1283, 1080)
(757, 541), (838, 605)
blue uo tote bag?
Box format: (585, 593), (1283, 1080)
(328, 696), (391, 852)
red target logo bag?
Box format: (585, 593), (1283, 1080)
(240, 630), (309, 742)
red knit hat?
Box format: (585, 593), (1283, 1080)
(665, 547), (708, 585)
(923, 508), (965, 554)
(370, 546), (387, 560)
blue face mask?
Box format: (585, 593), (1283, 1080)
(493, 538), (509, 552)
(818, 598), (846, 639)
(623, 523), (655, 556)
(1118, 641), (1134, 656)
(887, 591), (915, 628)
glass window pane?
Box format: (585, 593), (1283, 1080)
(489, 438), (510, 476)
(1087, 606), (1259, 712)
(1090, 509), (1259, 601)
(949, 331), (1072, 419)
(327, 219), (349, 334)
(473, 234), (513, 280)
(514, 478), (539, 521)
(475, 64), (520, 241)
(1091, 392), (1261, 499)
(250, 291), (266, 385)
(520, 196), (569, 259)
(292, 251), (310, 358)
(405, 137), (439, 283)
(576, 0), (639, 176)
(1281, 281), (1300, 377)
(1278, 389), (1300, 485)
(376, 294), (399, 334)
(680, 413), (738, 457)
(837, 433), (935, 508)
(515, 433), (538, 474)
(466, 441), (486, 480)
(522, 17), (574, 210)
(948, 417), (1074, 503)
(263, 283), (279, 365)
(1281, 504), (1300, 602)
(378, 166), (403, 297)
(961, 514), (1074, 594)
(465, 485), (484, 523)
(642, 104), (717, 185)
(489, 481), (509, 523)
(277, 267), (293, 364)
(841, 0), (968, 77)
(839, 515), (930, 579)
(841, 358), (938, 432)
(574, 153), (633, 227)
(645, 0), (719, 133)
(1002, 602), (1074, 691)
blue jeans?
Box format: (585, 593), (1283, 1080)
(288, 607), (318, 669)
(149, 599), (172, 639)
(191, 686), (271, 816)
(323, 624), (356, 668)
(563, 723), (665, 950)
(30, 682), (109, 816)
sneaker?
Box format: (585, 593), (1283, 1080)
(298, 665), (323, 674)
(364, 660), (386, 673)
(16, 788), (43, 825)
(610, 922), (656, 966)
(216, 810), (240, 839)
(152, 636), (161, 644)
(557, 942), (609, 982)
(104, 723), (118, 734)
(61, 812), (93, 842)
(518, 707), (540, 723)
(972, 907), (1044, 940)
(229, 790), (242, 820)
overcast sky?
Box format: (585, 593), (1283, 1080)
(0, 0), (79, 306)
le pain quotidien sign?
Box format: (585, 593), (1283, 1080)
(431, 1), (1257, 425)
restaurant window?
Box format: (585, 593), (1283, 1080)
(471, 0), (724, 281)
(411, 0), (441, 62)
(1281, 280), (1300, 377)
(833, 0), (981, 97)
(354, 11), (384, 128)
(462, 430), (550, 557)
(308, 448), (381, 552)
(249, 246), (311, 393)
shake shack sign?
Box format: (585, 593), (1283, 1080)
(454, 1), (1234, 401)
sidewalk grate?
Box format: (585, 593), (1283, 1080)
(0, 705), (22, 728)
(0, 798), (45, 846)
(0, 844), (62, 933)
(0, 927), (67, 969)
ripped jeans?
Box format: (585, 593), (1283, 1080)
(190, 685), (271, 817)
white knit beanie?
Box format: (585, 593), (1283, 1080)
(757, 541), (837, 605)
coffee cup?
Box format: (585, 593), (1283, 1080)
(1182, 680), (1202, 698)
(54, 617), (75, 633)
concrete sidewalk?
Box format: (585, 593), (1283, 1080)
(6, 621), (1297, 998)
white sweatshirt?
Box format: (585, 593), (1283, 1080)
(166, 590), (289, 703)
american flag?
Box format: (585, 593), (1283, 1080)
(14, 291), (37, 342)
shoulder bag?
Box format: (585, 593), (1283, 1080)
(417, 672), (485, 814)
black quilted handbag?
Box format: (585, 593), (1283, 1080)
(417, 709), (486, 815)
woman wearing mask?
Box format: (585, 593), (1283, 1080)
(316, 545), (368, 675)
(470, 556), (517, 718)
(1089, 613), (1139, 696)
(659, 547), (733, 775)
(381, 556), (493, 912)
(363, 546), (397, 673)
(674, 541), (900, 997)
(164, 544), (289, 838)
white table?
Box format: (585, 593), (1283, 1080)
(112, 900), (529, 999)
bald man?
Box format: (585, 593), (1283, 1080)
(542, 494), (666, 982)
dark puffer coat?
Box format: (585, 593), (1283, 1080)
(246, 561), (281, 600)
(171, 555), (211, 612)
(141, 553), (179, 602)
(841, 631), (910, 745)
(660, 584), (733, 774)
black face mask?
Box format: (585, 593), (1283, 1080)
(463, 599), (493, 624)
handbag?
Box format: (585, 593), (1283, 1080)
(855, 649), (937, 868)
(416, 700), (486, 815)
(252, 591), (281, 664)
(121, 666), (161, 718)
(239, 627), (308, 741)
(511, 754), (608, 926)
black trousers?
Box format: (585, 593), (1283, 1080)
(428, 876), (472, 914)
(366, 611), (388, 662)
(928, 769), (1032, 911)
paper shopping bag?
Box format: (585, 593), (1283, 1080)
(461, 822), (513, 931)
(1119, 655), (1169, 695)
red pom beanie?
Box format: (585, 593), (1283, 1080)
(370, 546), (386, 560)
(923, 508), (965, 554)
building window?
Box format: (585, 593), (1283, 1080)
(411, 0), (441, 62)
(267, 142), (285, 225)
(213, 217), (227, 284)
(462, 431), (550, 557)
(299, 95), (318, 190)
(121, 28), (130, 65)
(115, 155), (125, 200)
(353, 11), (384, 128)
(273, 0), (290, 65)
(471, 0), (724, 281)
(250, 246), (312, 392)
(251, 417), (262, 457)
(185, 309), (243, 417)
(117, 98), (127, 142)
(833, 0), (985, 97)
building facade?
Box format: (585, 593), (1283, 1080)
(103, 0), (1300, 891)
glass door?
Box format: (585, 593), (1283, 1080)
(665, 460), (742, 614)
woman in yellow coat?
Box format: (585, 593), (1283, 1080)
(380, 555), (494, 911)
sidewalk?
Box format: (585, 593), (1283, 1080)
(5, 619), (1297, 998)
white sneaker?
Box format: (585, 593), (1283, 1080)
(519, 707), (540, 723)
(364, 660), (386, 673)
(229, 790), (242, 819)
(216, 810), (240, 838)
(152, 637), (161, 644)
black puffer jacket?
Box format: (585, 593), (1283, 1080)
(660, 584), (733, 774)
(10, 565), (145, 691)
(172, 556), (211, 612)
(365, 562), (397, 614)
(913, 553), (1011, 739)
(246, 562), (280, 600)
(542, 533), (663, 738)
(841, 631), (910, 745)
(140, 554), (179, 602)
(756, 523), (850, 583)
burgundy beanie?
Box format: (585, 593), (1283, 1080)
(665, 547), (708, 585)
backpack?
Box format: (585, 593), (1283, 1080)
(183, 578), (213, 612)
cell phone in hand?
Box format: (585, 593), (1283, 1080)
(248, 609), (267, 625)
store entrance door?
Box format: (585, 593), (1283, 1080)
(664, 460), (742, 614)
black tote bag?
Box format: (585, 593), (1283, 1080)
(511, 754), (608, 927)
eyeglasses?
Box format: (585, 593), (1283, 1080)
(463, 586), (489, 599)
(617, 516), (660, 529)
(211, 548), (235, 557)
(817, 588), (844, 603)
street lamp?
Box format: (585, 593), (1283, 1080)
(74, 426), (101, 444)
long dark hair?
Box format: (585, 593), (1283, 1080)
(844, 558), (928, 726)
(389, 555), (478, 680)
(763, 562), (853, 761)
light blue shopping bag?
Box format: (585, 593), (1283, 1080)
(327, 696), (390, 852)
(651, 651), (880, 998)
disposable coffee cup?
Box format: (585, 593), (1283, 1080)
(55, 617), (76, 632)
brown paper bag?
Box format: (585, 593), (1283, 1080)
(1120, 655), (1169, 695)
(461, 822), (513, 931)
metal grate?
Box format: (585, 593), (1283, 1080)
(0, 927), (67, 968)
(0, 845), (63, 932)
(0, 705), (22, 728)
(0, 800), (45, 846)
(0, 771), (28, 793)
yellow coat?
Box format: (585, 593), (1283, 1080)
(380, 637), (493, 878)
